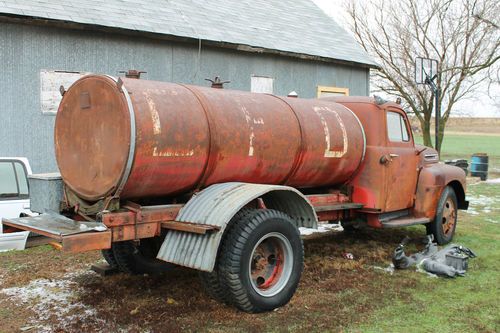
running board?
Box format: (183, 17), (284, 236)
(381, 217), (431, 228)
(1, 212), (111, 253)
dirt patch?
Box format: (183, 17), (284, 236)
(0, 228), (426, 332)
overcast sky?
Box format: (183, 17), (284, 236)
(312, 0), (500, 118)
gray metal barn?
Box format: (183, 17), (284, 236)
(0, 0), (376, 173)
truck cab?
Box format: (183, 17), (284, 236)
(0, 157), (32, 232)
(332, 96), (468, 244)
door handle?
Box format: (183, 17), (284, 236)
(380, 153), (399, 165)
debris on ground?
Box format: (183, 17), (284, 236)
(373, 264), (395, 275)
(342, 252), (354, 260)
(0, 231), (30, 252)
(392, 235), (476, 278)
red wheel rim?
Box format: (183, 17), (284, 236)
(441, 198), (456, 236)
(249, 232), (293, 297)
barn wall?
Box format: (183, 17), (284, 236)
(0, 21), (370, 173)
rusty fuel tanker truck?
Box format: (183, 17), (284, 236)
(2, 74), (468, 313)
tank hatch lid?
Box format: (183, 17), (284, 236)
(54, 75), (132, 201)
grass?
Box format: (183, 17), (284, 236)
(351, 182), (500, 333)
(362, 132), (500, 333)
(415, 134), (500, 176)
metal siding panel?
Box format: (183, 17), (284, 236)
(0, 22), (369, 175)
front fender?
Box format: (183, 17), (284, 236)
(414, 163), (467, 219)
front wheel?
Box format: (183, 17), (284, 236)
(426, 186), (458, 245)
(217, 209), (303, 313)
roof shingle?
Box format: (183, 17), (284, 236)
(0, 0), (377, 67)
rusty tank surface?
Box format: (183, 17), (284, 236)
(54, 75), (365, 201)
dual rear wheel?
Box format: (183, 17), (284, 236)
(102, 237), (173, 274)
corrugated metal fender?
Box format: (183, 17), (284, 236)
(156, 182), (317, 271)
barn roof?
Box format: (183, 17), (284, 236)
(0, 0), (377, 68)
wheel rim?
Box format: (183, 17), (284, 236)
(441, 198), (457, 236)
(249, 232), (293, 297)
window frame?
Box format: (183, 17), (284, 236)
(385, 110), (412, 144)
(0, 160), (29, 201)
(317, 85), (350, 98)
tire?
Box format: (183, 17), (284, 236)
(112, 237), (174, 274)
(199, 208), (253, 303)
(426, 186), (458, 245)
(217, 209), (303, 313)
(101, 249), (118, 268)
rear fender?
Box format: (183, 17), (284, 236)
(156, 182), (317, 271)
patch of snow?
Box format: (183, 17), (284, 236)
(485, 178), (500, 184)
(0, 271), (104, 332)
(373, 263), (395, 275)
(299, 223), (343, 236)
(464, 193), (499, 216)
(485, 218), (499, 224)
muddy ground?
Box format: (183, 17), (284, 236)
(0, 226), (427, 333)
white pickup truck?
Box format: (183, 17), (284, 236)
(0, 157), (32, 232)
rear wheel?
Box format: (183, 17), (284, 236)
(426, 186), (458, 245)
(112, 237), (174, 274)
(217, 209), (303, 313)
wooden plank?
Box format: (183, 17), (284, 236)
(62, 230), (111, 253)
(161, 221), (220, 235)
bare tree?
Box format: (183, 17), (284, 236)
(346, 0), (499, 151)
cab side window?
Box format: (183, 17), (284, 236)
(386, 111), (410, 142)
(0, 161), (29, 199)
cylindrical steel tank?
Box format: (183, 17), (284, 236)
(55, 75), (365, 201)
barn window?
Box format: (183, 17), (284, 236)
(40, 70), (89, 115)
(251, 76), (274, 94)
(317, 86), (349, 98)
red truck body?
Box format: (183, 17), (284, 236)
(2, 75), (468, 313)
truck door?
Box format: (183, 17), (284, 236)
(382, 109), (418, 212)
